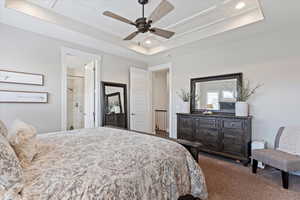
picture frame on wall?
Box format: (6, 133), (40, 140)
(0, 70), (44, 86)
(0, 90), (49, 103)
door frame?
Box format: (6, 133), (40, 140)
(148, 63), (174, 138)
(61, 47), (102, 131)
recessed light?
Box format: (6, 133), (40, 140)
(145, 40), (152, 45)
(235, 2), (246, 10)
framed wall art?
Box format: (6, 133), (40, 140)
(0, 90), (48, 103)
(0, 70), (44, 86)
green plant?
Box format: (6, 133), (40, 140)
(177, 88), (190, 102)
(238, 80), (263, 102)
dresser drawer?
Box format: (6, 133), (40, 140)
(223, 130), (244, 144)
(194, 128), (219, 151)
(195, 128), (219, 141)
(223, 120), (244, 129)
(197, 118), (217, 129)
(223, 142), (245, 157)
(177, 116), (194, 140)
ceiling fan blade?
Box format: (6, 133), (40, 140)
(149, 0), (174, 24)
(123, 31), (140, 40)
(103, 11), (136, 26)
(150, 28), (175, 39)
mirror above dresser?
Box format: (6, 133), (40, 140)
(191, 73), (242, 114)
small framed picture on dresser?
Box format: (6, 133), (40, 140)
(0, 70), (44, 86)
(0, 90), (49, 103)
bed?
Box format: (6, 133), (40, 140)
(19, 127), (207, 200)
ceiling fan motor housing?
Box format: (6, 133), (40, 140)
(138, 0), (149, 5)
(136, 18), (151, 33)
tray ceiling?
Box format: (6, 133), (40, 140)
(5, 0), (264, 56)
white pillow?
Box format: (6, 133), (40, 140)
(8, 120), (38, 168)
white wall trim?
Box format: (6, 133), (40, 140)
(148, 63), (172, 72)
(61, 47), (102, 131)
(149, 62), (174, 138)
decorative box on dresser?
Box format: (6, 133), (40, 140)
(177, 113), (252, 165)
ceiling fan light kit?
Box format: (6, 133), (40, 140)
(103, 0), (175, 41)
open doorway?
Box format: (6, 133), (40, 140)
(66, 62), (95, 130)
(61, 47), (101, 131)
(152, 69), (170, 138)
(130, 64), (172, 136)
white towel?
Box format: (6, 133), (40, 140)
(277, 127), (300, 156)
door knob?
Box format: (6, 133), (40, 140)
(131, 113), (136, 116)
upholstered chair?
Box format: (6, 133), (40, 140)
(252, 127), (300, 189)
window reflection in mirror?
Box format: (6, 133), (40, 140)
(105, 86), (124, 114)
(195, 79), (237, 111)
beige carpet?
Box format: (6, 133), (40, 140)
(199, 154), (300, 200)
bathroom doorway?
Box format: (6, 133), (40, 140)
(61, 47), (101, 131)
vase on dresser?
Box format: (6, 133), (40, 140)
(235, 101), (249, 117)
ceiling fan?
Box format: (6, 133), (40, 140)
(103, 0), (175, 41)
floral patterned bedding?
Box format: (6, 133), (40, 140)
(20, 127), (207, 200)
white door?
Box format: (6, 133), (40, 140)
(84, 61), (96, 128)
(130, 67), (151, 133)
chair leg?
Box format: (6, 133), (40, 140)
(281, 171), (289, 189)
(252, 159), (258, 174)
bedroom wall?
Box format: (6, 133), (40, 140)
(165, 30), (300, 147)
(0, 23), (147, 133)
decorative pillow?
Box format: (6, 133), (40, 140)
(0, 134), (24, 195)
(8, 120), (38, 168)
(0, 120), (8, 138)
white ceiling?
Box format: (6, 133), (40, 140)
(2, 0), (264, 58)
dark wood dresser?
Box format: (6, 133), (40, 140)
(177, 113), (252, 164)
(104, 113), (127, 129)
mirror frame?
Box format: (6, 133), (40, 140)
(190, 73), (243, 114)
(102, 81), (128, 129)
